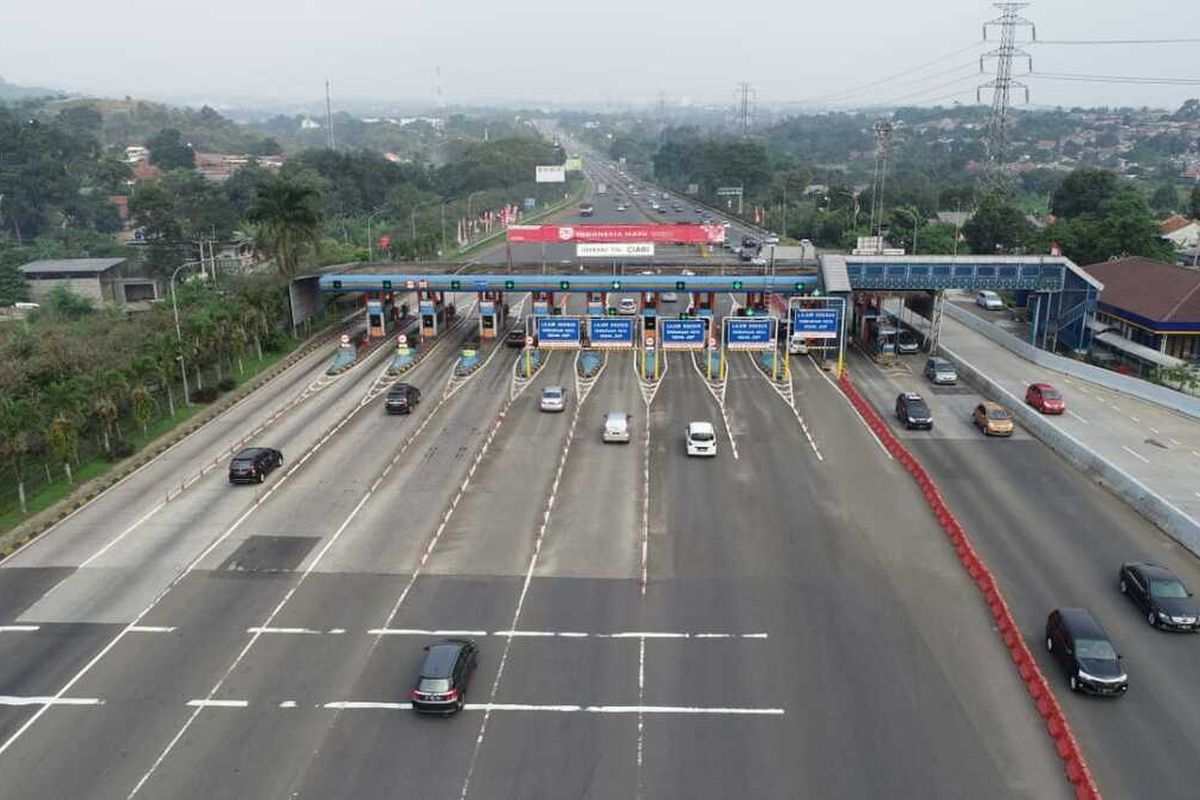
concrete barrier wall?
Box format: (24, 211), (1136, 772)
(941, 344), (1200, 558)
(942, 303), (1200, 420)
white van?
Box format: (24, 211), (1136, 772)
(603, 412), (631, 443)
(976, 290), (1004, 311)
(788, 334), (809, 355)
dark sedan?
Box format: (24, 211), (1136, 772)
(1045, 607), (1128, 696)
(1119, 562), (1199, 631)
(228, 447), (283, 484)
(410, 639), (478, 715)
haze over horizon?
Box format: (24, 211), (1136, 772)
(3, 0), (1199, 112)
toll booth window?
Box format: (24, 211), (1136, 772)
(482, 315), (495, 329)
(369, 314), (382, 328)
(422, 314), (435, 326)
(644, 316), (657, 330)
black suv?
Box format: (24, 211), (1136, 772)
(895, 392), (933, 430)
(505, 328), (528, 348)
(1045, 608), (1128, 696)
(228, 447), (282, 484)
(1119, 562), (1199, 631)
(385, 383), (421, 415)
(410, 639), (478, 715)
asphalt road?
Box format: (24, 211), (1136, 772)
(0, 283), (1074, 797)
(850, 347), (1200, 800)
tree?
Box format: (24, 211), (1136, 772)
(146, 128), (195, 170)
(249, 177), (323, 279)
(1150, 183), (1180, 215)
(0, 263), (30, 306)
(41, 284), (94, 319)
(0, 396), (35, 513)
(1051, 168), (1117, 219)
(1191, 184), (1200, 220)
(1046, 186), (1174, 265)
(963, 193), (1033, 254)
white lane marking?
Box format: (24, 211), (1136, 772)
(459, 364), (589, 800)
(128, 626), (176, 634)
(641, 363), (654, 595)
(1122, 446), (1151, 464)
(586, 705), (785, 715)
(1149, 426), (1159, 435)
(1191, 450), (1200, 460)
(636, 637), (646, 799)
(1130, 416), (1141, 424)
(324, 701), (411, 710)
(470, 703), (582, 712)
(313, 702), (783, 715)
(0, 696), (102, 706)
(812, 357), (893, 461)
(1169, 438), (1181, 447)
(1066, 409), (1089, 425)
(77, 500), (168, 569)
(245, 627), (337, 635)
(278, 701), (298, 708)
(0, 625), (40, 633)
(368, 629), (489, 637)
(1111, 404), (1121, 412)
(185, 699), (248, 709)
(1194, 492), (1200, 500)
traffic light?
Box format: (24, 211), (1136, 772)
(450, 279), (462, 291)
(644, 315), (657, 331)
(678, 311), (692, 319)
(559, 280), (571, 290)
(612, 280), (622, 290)
(382, 279), (393, 291)
(504, 280), (516, 290)
(732, 280), (744, 291)
(812, 287), (822, 297)
(793, 282), (805, 292)
(607, 306), (617, 316)
(332, 279), (343, 290)
(675, 280), (686, 291)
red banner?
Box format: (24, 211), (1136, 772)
(506, 224), (725, 244)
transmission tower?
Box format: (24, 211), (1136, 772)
(657, 90), (667, 120)
(435, 66), (445, 112)
(734, 82), (755, 137)
(868, 120), (894, 252)
(978, 2), (1035, 194)
(325, 79), (335, 150)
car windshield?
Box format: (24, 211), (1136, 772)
(1074, 638), (1117, 661)
(1150, 579), (1189, 599)
(907, 401), (930, 416)
(417, 678), (451, 693)
(1042, 390), (1061, 400)
(932, 360), (951, 370)
(543, 389), (562, 399)
(232, 459), (253, 468)
(690, 431), (715, 441)
(986, 408), (1010, 420)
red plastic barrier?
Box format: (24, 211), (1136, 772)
(835, 373), (1104, 800)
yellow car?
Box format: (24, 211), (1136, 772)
(972, 402), (1014, 437)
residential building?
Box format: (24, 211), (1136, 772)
(18, 258), (161, 307)
(1083, 256), (1200, 365)
(1159, 214), (1200, 250)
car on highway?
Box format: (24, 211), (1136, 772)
(603, 411), (631, 443)
(385, 383), (422, 415)
(661, 291), (678, 302)
(976, 290), (1005, 310)
(618, 298), (639, 315)
(616, 204), (628, 212)
(1045, 608), (1128, 696)
(681, 268), (695, 276)
(896, 330), (921, 354)
(1025, 382), (1065, 414)
(972, 402), (1014, 437)
(764, 234), (780, 244)
(684, 421), (717, 457)
(540, 385), (567, 413)
(228, 447), (283, 484)
(1119, 562), (1199, 631)
(924, 357), (958, 385)
(410, 638), (478, 714)
(788, 334), (809, 355)
(505, 328), (528, 348)
(895, 392), (933, 430)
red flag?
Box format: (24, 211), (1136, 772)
(1050, 240), (1062, 256)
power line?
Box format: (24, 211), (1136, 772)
(827, 61), (980, 106)
(1031, 37), (1200, 45)
(876, 69), (984, 106)
(804, 41), (983, 103)
(1028, 71), (1200, 86)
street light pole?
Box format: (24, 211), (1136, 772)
(170, 261), (200, 405)
(366, 206), (387, 261)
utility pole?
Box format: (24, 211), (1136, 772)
(978, 2), (1035, 196)
(657, 90), (667, 121)
(734, 82), (755, 138)
(868, 120), (893, 253)
(325, 79), (335, 150)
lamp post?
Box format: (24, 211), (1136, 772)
(366, 206), (388, 261)
(170, 260), (201, 406)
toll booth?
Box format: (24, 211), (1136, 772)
(532, 291), (563, 316)
(419, 291), (454, 338)
(365, 295), (395, 340)
(694, 292), (717, 319)
(586, 291), (606, 316)
(642, 291), (659, 346)
(478, 291), (507, 339)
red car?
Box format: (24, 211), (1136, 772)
(1026, 382), (1065, 414)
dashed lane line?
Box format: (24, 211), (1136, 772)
(744, 352), (823, 462)
(1122, 445), (1151, 465)
(0, 696), (102, 706)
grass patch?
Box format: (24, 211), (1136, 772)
(0, 345), (292, 541)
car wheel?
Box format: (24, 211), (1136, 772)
(1046, 636), (1053, 652)
(1148, 611), (1157, 627)
(257, 472), (265, 484)
(1119, 579), (1127, 594)
(1069, 675), (1078, 692)
(457, 692), (465, 712)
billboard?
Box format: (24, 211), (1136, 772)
(507, 224), (724, 244)
(564, 157), (584, 172)
(725, 318), (776, 350)
(535, 316), (581, 348)
(660, 319), (708, 350)
(587, 317), (634, 348)
(792, 309), (840, 340)
(536, 165), (566, 183)
(577, 243), (655, 258)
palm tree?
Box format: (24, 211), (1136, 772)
(0, 396), (35, 514)
(249, 179), (323, 279)
(43, 381), (84, 483)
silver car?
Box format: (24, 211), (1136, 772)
(603, 412), (631, 443)
(924, 357), (958, 385)
(540, 385), (566, 413)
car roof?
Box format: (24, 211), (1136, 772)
(980, 401), (1007, 411)
(900, 392), (924, 401)
(1030, 382), (1055, 390)
(233, 447), (269, 458)
(606, 411), (628, 421)
(688, 421), (715, 433)
(1127, 561), (1178, 581)
(420, 640), (468, 677)
(1055, 607), (1108, 637)
(542, 385), (564, 393)
(388, 383), (414, 392)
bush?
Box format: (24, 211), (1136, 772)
(107, 439), (137, 461)
(261, 330), (290, 352)
(189, 386), (219, 403)
(217, 377), (237, 392)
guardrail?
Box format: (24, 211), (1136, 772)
(942, 302), (1200, 421)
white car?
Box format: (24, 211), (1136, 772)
(681, 269), (695, 276)
(540, 385), (566, 413)
(603, 412), (631, 443)
(764, 234), (780, 244)
(788, 334), (809, 355)
(618, 298), (639, 315)
(661, 291), (678, 302)
(976, 290), (1004, 311)
(685, 421), (717, 457)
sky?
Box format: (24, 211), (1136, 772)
(2, 0), (1198, 112)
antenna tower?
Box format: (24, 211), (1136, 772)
(868, 120), (894, 252)
(978, 3), (1035, 194)
(325, 79), (335, 150)
(734, 82), (755, 137)
(435, 66), (445, 112)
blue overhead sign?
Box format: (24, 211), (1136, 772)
(535, 316), (581, 349)
(660, 319), (708, 350)
(792, 309), (840, 340)
(588, 317), (634, 348)
(725, 317), (776, 350)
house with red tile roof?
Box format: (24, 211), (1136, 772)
(1083, 257), (1200, 364)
